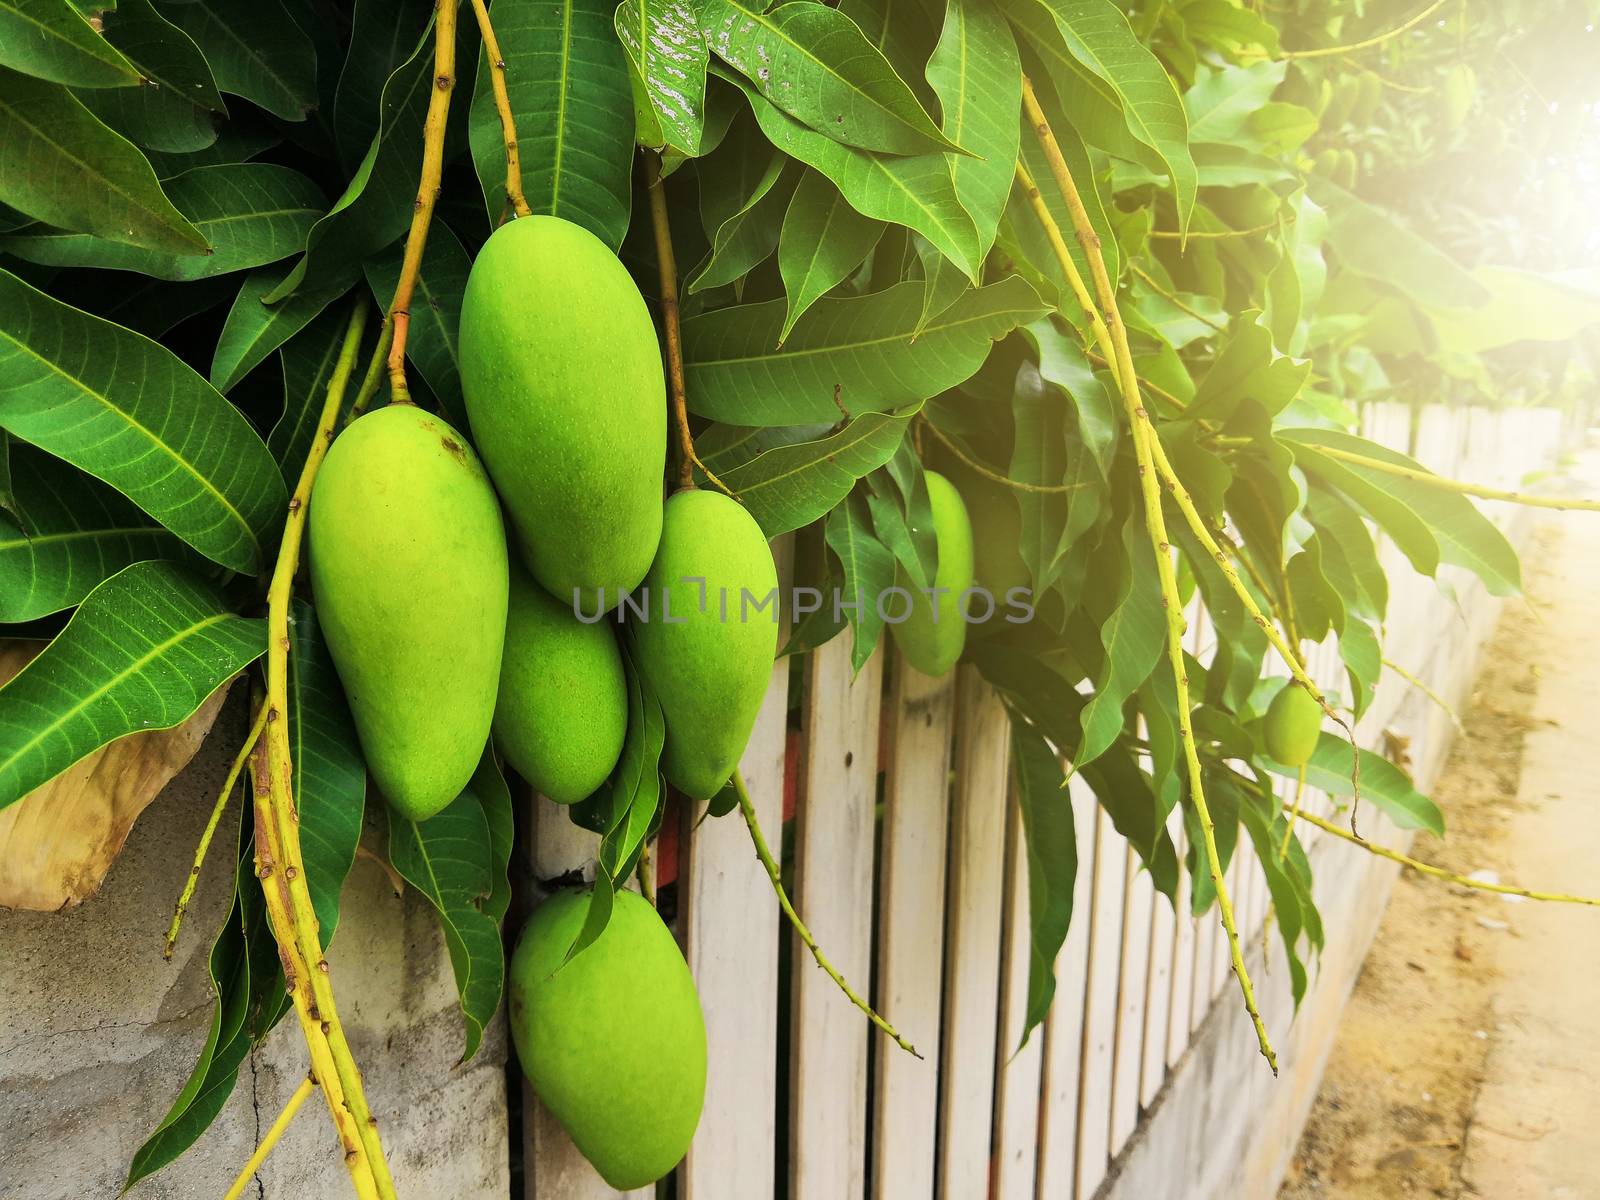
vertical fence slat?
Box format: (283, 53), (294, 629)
(992, 784), (1045, 1200)
(1075, 805), (1128, 1198)
(680, 541), (793, 1200)
(1034, 775), (1098, 1200)
(1108, 845), (1154, 1156)
(871, 656), (957, 1200)
(789, 638), (884, 1200)
(935, 670), (1012, 1200)
(526, 797), (652, 1200)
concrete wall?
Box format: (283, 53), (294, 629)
(0, 698), (509, 1199)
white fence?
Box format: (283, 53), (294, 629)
(519, 403), (1573, 1200)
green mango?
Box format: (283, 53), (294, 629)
(309, 405), (507, 820)
(632, 489), (778, 799)
(495, 562), (628, 804)
(510, 889), (706, 1190)
(459, 215), (666, 611)
(1264, 682), (1323, 768)
(890, 470), (974, 678)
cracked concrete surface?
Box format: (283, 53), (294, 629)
(0, 698), (510, 1198)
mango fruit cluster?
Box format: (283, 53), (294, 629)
(307, 214), (783, 1186)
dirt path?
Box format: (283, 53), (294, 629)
(1279, 451), (1600, 1199)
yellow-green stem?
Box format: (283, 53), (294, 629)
(165, 701), (269, 959)
(733, 769), (921, 1059)
(1312, 444), (1600, 511)
(1021, 74), (1278, 1073)
(467, 0), (531, 219)
(921, 418), (1086, 495)
(223, 1074), (317, 1200)
(1271, 0), (1449, 60)
(1382, 657), (1464, 732)
(1277, 765), (1308, 859)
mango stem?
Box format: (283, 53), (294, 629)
(466, 0), (531, 221)
(732, 769), (921, 1059)
(222, 1074), (317, 1200)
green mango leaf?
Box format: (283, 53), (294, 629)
(0, 66), (207, 252)
(0, 0), (141, 88)
(1008, 712), (1077, 1046)
(1075, 521), (1164, 771)
(469, 0), (634, 247)
(331, 0), (433, 167)
(271, 303), (364, 484)
(699, 0), (958, 156)
(0, 561), (267, 808)
(777, 169), (885, 341)
(1239, 799), (1310, 1007)
(77, 0), (228, 153)
(687, 153), (794, 293)
(288, 599), (366, 944)
(1183, 61), (1284, 145)
(615, 0), (708, 154)
(1267, 732), (1443, 836)
(910, 238), (970, 337)
(1, 162), (323, 280)
(1306, 483), (1386, 621)
(733, 80), (981, 278)
(160, 0), (317, 122)
(1008, 360), (1069, 589)
(1018, 0), (1196, 230)
(0, 444), (189, 622)
(147, 122), (279, 177)
(824, 490), (894, 672)
(1283, 428), (1520, 597)
(925, 0), (1020, 258)
(683, 275), (1047, 424)
(0, 268), (287, 573)
(838, 0), (940, 107)
(1337, 614), (1380, 721)
(0, 432), (12, 516)
(264, 27), (434, 301)
(389, 751), (509, 1061)
(211, 260), (353, 393)
(363, 221), (471, 430)
(716, 405), (922, 536)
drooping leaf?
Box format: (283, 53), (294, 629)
(682, 275), (1047, 424)
(925, 0), (1020, 258)
(331, 0), (433, 167)
(1239, 798), (1309, 1006)
(0, 444), (189, 622)
(734, 82), (981, 278)
(389, 750), (508, 1061)
(777, 169), (885, 341)
(1075, 521), (1164, 770)
(288, 599), (365, 946)
(0, 561), (267, 808)
(824, 490), (895, 672)
(363, 221), (471, 430)
(77, 0), (228, 154)
(469, 0), (634, 246)
(1009, 712), (1076, 1045)
(1, 162), (323, 280)
(615, 0), (708, 154)
(1266, 731), (1443, 836)
(270, 303), (357, 484)
(1008, 360), (1069, 589)
(159, 0), (317, 122)
(714, 406), (923, 536)
(0, 0), (141, 88)
(699, 0), (958, 156)
(687, 152), (793, 293)
(210, 260), (353, 393)
(0, 65), (207, 253)
(0, 268), (287, 573)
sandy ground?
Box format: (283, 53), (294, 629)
(1279, 458), (1600, 1199)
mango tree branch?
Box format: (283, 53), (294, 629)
(644, 152), (732, 496)
(386, 0), (457, 406)
(1310, 443), (1600, 511)
(1021, 74), (1278, 1074)
(348, 321), (394, 425)
(1129, 263), (1226, 333)
(1013, 160), (1120, 378)
(920, 418), (1087, 494)
(164, 700), (269, 959)
(1382, 657), (1465, 732)
(1270, 0), (1449, 60)
(222, 1074), (317, 1200)
(467, 0), (531, 220)
(1277, 764), (1308, 859)
(733, 769), (921, 1059)
(1288, 806), (1600, 906)
(261, 297), (398, 1199)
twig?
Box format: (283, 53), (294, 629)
(347, 320), (393, 425)
(733, 769), (921, 1059)
(386, 0), (457, 406)
(1383, 657), (1465, 732)
(1311, 444), (1600, 511)
(1270, 0), (1449, 60)
(466, 0), (531, 220)
(1290, 807), (1600, 906)
(1129, 263), (1226, 332)
(644, 152), (732, 496)
(921, 418), (1087, 495)
(1013, 161), (1119, 373)
(1021, 74), (1277, 1074)
(1148, 219), (1284, 240)
(259, 297), (397, 1199)
(1277, 764), (1308, 859)
(164, 701), (270, 959)
(222, 1074), (317, 1200)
